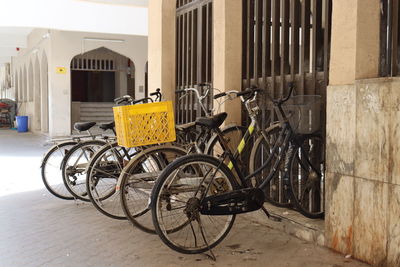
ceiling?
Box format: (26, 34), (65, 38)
(0, 0), (149, 66)
(0, 27), (33, 65)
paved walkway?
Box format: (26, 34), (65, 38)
(0, 130), (369, 267)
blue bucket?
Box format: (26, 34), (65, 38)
(16, 116), (28, 132)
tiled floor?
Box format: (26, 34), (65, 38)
(0, 130), (369, 267)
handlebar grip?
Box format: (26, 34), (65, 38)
(150, 92), (158, 96)
(132, 97), (153, 104)
(114, 96), (124, 103)
(213, 92), (227, 99)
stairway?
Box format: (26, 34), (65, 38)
(79, 102), (114, 123)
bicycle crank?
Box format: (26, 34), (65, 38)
(200, 188), (265, 215)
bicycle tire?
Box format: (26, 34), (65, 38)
(86, 141), (139, 220)
(120, 145), (187, 234)
(151, 154), (239, 254)
(41, 141), (78, 200)
(288, 134), (325, 219)
(62, 139), (107, 201)
(249, 124), (292, 207)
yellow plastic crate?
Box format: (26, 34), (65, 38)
(113, 101), (176, 147)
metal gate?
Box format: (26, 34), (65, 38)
(175, 0), (213, 124)
(242, 0), (331, 211)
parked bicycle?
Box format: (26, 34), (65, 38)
(149, 83), (324, 256)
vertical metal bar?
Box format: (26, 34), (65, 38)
(246, 0), (252, 88)
(300, 0), (310, 95)
(323, 0), (331, 86)
(380, 0), (388, 77)
(205, 3), (209, 83)
(254, 0), (260, 85)
(392, 0), (399, 76)
(311, 0), (318, 94)
(281, 0), (290, 94)
(208, 2), (213, 85)
(290, 0), (300, 80)
(271, 0), (280, 97)
(265, 0), (272, 78)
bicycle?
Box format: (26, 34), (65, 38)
(150, 83), (324, 256)
(116, 85), (248, 232)
(85, 91), (164, 218)
(41, 121), (109, 200)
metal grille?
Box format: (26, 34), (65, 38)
(242, 0), (331, 128)
(242, 0), (331, 213)
(71, 48), (128, 72)
(380, 0), (400, 77)
(175, 0), (213, 124)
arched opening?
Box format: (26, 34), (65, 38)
(28, 62), (34, 102)
(23, 66), (27, 102)
(41, 52), (49, 133)
(70, 47), (135, 124)
(14, 71), (18, 101)
(34, 56), (41, 131)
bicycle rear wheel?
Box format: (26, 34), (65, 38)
(151, 154), (238, 254)
(62, 140), (106, 201)
(288, 134), (325, 219)
(86, 142), (139, 219)
(120, 145), (187, 233)
(41, 141), (77, 200)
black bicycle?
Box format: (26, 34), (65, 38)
(150, 83), (324, 256)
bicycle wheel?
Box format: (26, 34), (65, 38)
(205, 125), (251, 176)
(62, 140), (106, 201)
(120, 145), (187, 233)
(86, 141), (139, 220)
(249, 125), (292, 207)
(41, 141), (77, 200)
(151, 154), (239, 254)
(288, 134), (325, 219)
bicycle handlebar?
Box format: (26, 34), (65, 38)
(132, 97), (154, 104)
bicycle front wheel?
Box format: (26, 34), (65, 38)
(288, 134), (325, 219)
(120, 145), (187, 233)
(86, 142), (139, 219)
(41, 141), (77, 200)
(151, 154), (239, 254)
(62, 140), (106, 201)
(249, 125), (292, 207)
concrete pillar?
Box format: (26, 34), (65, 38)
(325, 1), (398, 266)
(148, 0), (176, 102)
(212, 0), (242, 125)
(329, 0), (380, 85)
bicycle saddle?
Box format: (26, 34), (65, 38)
(175, 121), (196, 132)
(99, 121), (115, 131)
(195, 112), (227, 129)
(74, 122), (96, 132)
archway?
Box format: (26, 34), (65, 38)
(34, 56), (41, 131)
(23, 66), (27, 102)
(41, 52), (49, 133)
(28, 62), (34, 102)
(14, 71), (18, 101)
(70, 47), (135, 124)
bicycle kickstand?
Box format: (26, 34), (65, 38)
(261, 206), (282, 222)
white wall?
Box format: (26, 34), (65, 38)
(10, 29), (148, 137)
(0, 0), (148, 36)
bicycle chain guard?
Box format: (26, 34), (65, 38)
(200, 188), (265, 215)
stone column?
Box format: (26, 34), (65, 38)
(148, 0), (176, 102)
(325, 1), (398, 266)
(212, 0), (242, 125)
